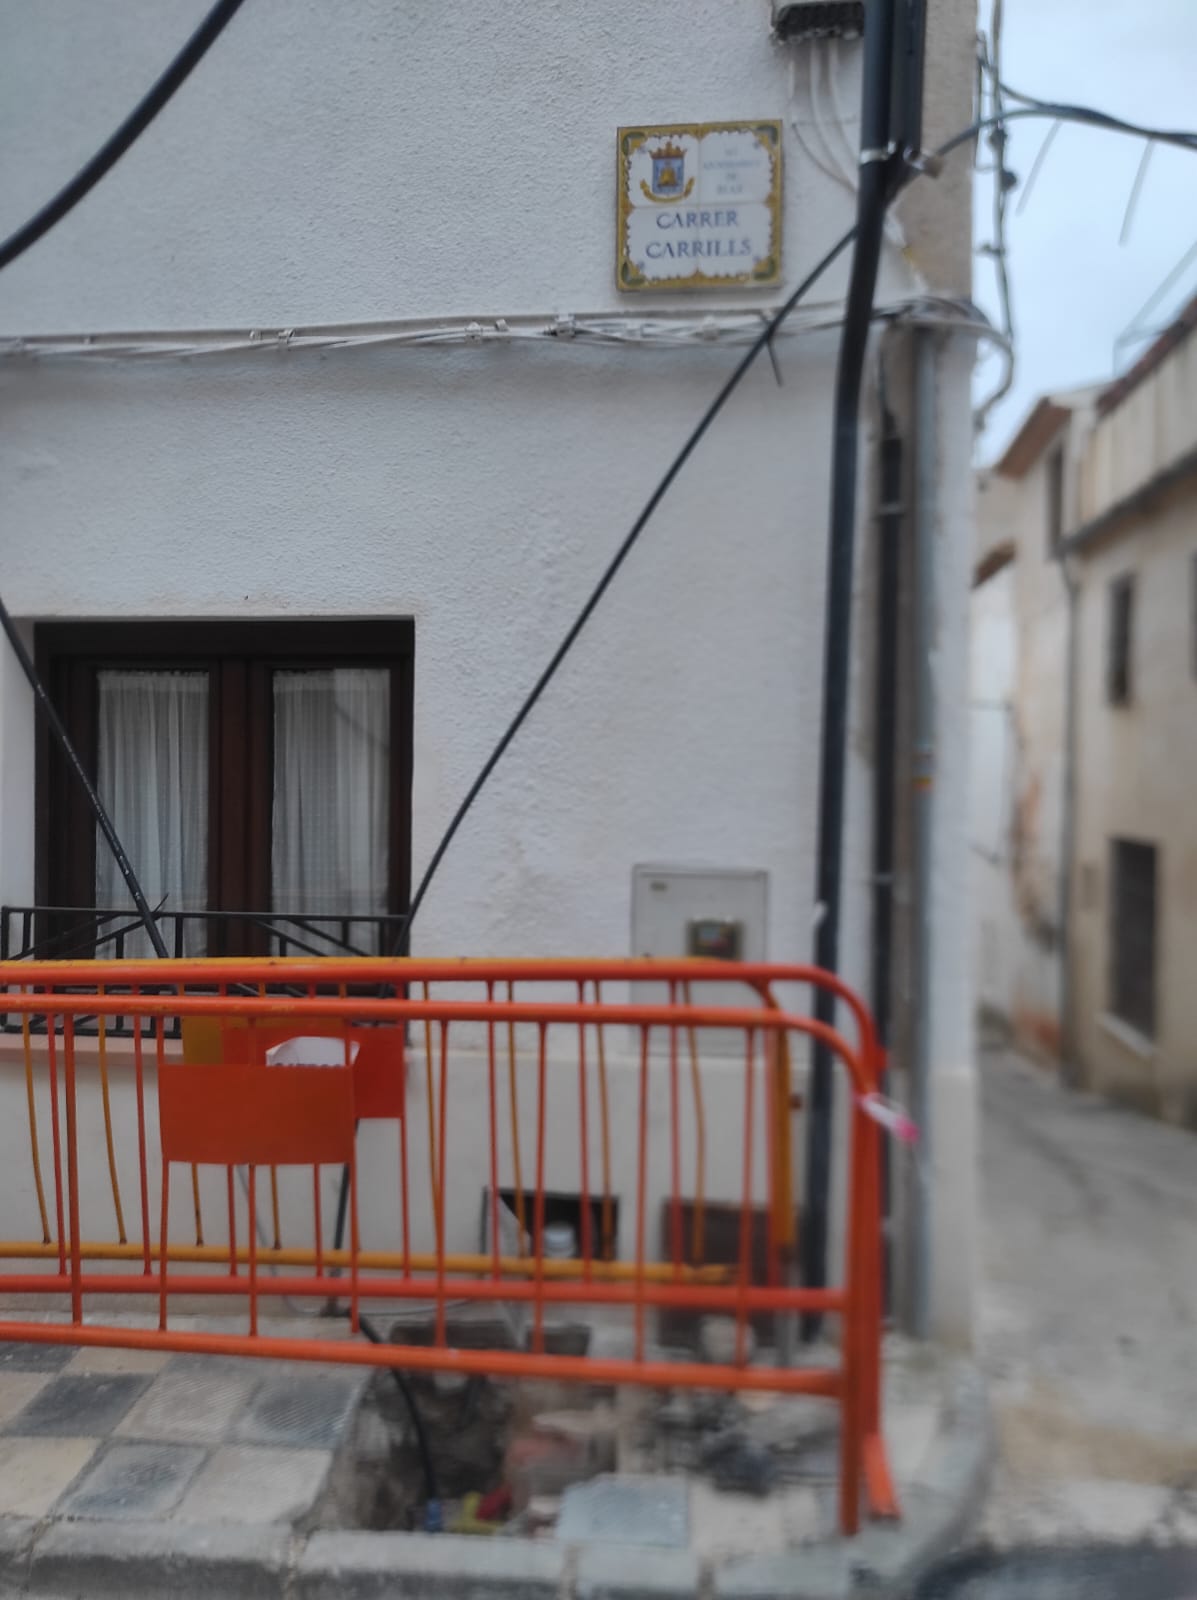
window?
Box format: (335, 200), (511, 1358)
(1109, 838), (1157, 1039)
(36, 621), (413, 956)
(1046, 445), (1065, 554)
(1107, 574), (1134, 706)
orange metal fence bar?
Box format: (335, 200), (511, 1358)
(0, 957), (891, 1536)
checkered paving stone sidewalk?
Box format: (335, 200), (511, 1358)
(0, 1341), (369, 1524)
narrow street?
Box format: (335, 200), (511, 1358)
(919, 1039), (1197, 1595)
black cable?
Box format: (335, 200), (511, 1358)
(937, 102), (1197, 163)
(0, 0), (247, 273)
(987, 81), (1197, 152)
(0, 597), (168, 957)
(358, 1311), (441, 1523)
(386, 223), (858, 956)
(976, 4), (1016, 421)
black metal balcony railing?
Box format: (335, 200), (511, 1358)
(0, 905), (406, 1037)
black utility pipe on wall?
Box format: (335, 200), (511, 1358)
(801, 0), (900, 1317)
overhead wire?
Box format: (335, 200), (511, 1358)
(0, 295), (1004, 364)
(1118, 141), (1155, 248)
(975, 3), (1016, 426)
(0, 0), (247, 273)
(1014, 118), (1062, 217)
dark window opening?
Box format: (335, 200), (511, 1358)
(34, 620), (414, 959)
(1046, 445), (1065, 554)
(1107, 574), (1135, 706)
(657, 1201), (774, 1346)
(1109, 838), (1157, 1039)
(493, 1188), (619, 1262)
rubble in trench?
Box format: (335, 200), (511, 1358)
(323, 1312), (842, 1537)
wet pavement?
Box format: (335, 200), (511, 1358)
(916, 1543), (1197, 1598)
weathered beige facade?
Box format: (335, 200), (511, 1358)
(972, 298), (1197, 1123)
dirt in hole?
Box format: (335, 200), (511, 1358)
(321, 1314), (843, 1536)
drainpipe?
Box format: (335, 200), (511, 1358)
(802, 0), (899, 1323)
(1056, 552), (1080, 1085)
(871, 365), (903, 1317)
(907, 327), (938, 1339)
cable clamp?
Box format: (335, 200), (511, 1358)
(905, 148), (945, 178)
(858, 1092), (918, 1144)
(552, 313), (577, 340)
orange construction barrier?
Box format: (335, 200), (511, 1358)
(0, 957), (894, 1535)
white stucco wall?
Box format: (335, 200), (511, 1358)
(0, 0), (977, 1339)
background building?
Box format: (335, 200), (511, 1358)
(972, 292), (1197, 1124)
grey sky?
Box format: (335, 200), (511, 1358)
(974, 0), (1197, 460)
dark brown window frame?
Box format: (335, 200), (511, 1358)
(1108, 836), (1158, 1041)
(34, 619), (414, 954)
(1106, 572), (1134, 707)
(1045, 444), (1065, 555)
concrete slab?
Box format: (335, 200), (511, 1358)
(0, 1341), (75, 1373)
(689, 1480), (787, 1560)
(884, 1400), (940, 1482)
(0, 1436), (99, 1516)
(0, 1514), (38, 1594)
(174, 1443), (331, 1525)
(66, 1345), (172, 1377)
(232, 1372), (365, 1449)
(0, 1370), (52, 1427)
(57, 1440), (206, 1519)
(115, 1357), (262, 1444)
(575, 1543), (703, 1600)
(10, 1371), (151, 1436)
(297, 1530), (566, 1600)
(557, 1474), (690, 1548)
(778, 1485), (828, 1544)
(27, 1517), (291, 1600)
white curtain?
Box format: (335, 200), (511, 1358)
(271, 669), (390, 935)
(96, 670), (209, 957)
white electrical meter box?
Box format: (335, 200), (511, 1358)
(631, 866), (768, 1053)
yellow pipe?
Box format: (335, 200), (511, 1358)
(19, 1011), (51, 1245)
(0, 1239), (736, 1282)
